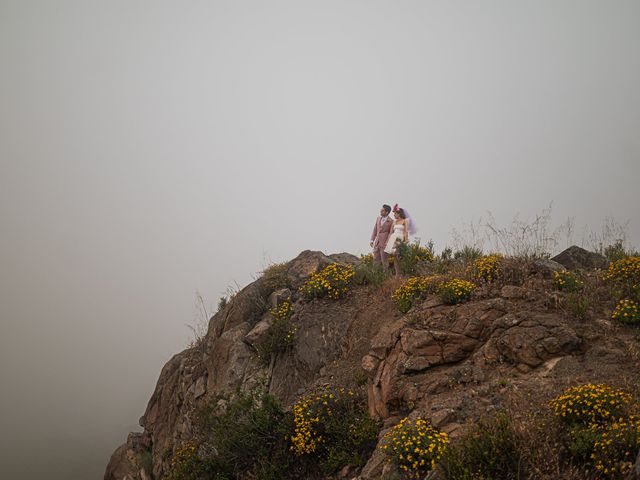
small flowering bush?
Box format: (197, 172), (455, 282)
(299, 263), (355, 300)
(166, 442), (206, 480)
(553, 270), (584, 292)
(355, 254), (390, 288)
(437, 413), (523, 480)
(438, 279), (477, 305)
(392, 276), (443, 313)
(261, 262), (291, 293)
(472, 254), (503, 282)
(590, 416), (640, 478)
(360, 253), (374, 265)
(255, 301), (296, 364)
(382, 417), (449, 479)
(290, 387), (379, 472)
(549, 384), (632, 426)
(611, 298), (640, 326)
(604, 256), (640, 284)
(396, 240), (435, 275)
(549, 384), (640, 479)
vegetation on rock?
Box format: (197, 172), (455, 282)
(299, 263), (355, 300)
(382, 417), (449, 479)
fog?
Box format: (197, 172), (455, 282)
(1, 1), (639, 478)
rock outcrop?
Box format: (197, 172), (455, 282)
(105, 249), (639, 480)
(551, 245), (608, 270)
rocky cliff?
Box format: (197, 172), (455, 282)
(105, 249), (640, 480)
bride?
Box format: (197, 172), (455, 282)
(384, 205), (415, 275)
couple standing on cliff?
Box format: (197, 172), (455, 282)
(370, 204), (417, 276)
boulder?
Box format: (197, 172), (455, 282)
(551, 245), (608, 271)
(500, 285), (527, 299)
(268, 288), (291, 309)
(104, 433), (151, 480)
(328, 252), (360, 265)
(490, 313), (582, 367)
(243, 314), (275, 347)
(530, 258), (566, 278)
(286, 250), (334, 288)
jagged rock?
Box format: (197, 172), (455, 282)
(268, 288), (291, 309)
(530, 258), (566, 278)
(328, 252), (360, 265)
(243, 314), (275, 347)
(104, 433), (151, 480)
(500, 285), (527, 299)
(490, 313), (581, 367)
(106, 249), (640, 480)
(208, 279), (268, 337)
(551, 245), (608, 271)
(361, 354), (380, 375)
(268, 298), (358, 405)
(193, 375), (207, 399)
(286, 250), (334, 288)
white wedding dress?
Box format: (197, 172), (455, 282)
(384, 223), (406, 255)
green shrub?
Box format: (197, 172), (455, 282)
(438, 279), (477, 305)
(261, 262), (291, 294)
(168, 389), (291, 480)
(217, 296), (228, 312)
(566, 293), (590, 320)
(392, 276), (444, 313)
(612, 299), (640, 325)
(290, 387), (380, 474)
(382, 417), (449, 479)
(550, 384), (640, 479)
(589, 417), (640, 478)
(137, 450), (153, 475)
(396, 240), (435, 275)
(549, 384), (632, 426)
(604, 256), (640, 285)
(299, 264), (355, 300)
(441, 247), (453, 261)
(453, 245), (483, 263)
(354, 261), (390, 288)
(255, 301), (296, 364)
(553, 271), (584, 292)
(166, 442), (208, 480)
(604, 239), (639, 262)
(438, 413), (522, 480)
(471, 254), (503, 282)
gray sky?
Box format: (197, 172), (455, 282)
(1, 1), (639, 478)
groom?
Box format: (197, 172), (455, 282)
(370, 204), (393, 270)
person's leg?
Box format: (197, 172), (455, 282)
(379, 248), (389, 272)
(394, 251), (401, 276)
(373, 246), (382, 265)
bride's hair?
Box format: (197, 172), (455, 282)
(395, 208), (406, 219)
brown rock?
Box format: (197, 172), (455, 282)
(286, 250), (334, 288)
(268, 288), (291, 309)
(492, 313), (581, 367)
(500, 285), (526, 299)
(551, 245), (608, 271)
(361, 354), (380, 376)
(243, 314), (275, 347)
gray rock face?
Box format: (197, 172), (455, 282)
(104, 433), (151, 480)
(551, 245), (608, 271)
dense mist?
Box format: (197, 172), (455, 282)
(1, 1), (639, 478)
